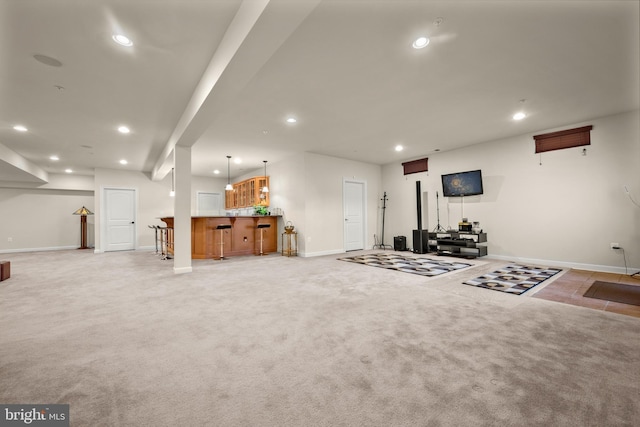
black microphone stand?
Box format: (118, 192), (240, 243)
(433, 191), (447, 232)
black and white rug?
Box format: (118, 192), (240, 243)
(338, 253), (472, 277)
(464, 264), (562, 295)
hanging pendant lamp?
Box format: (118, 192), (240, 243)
(169, 167), (175, 197)
(225, 156), (233, 191)
(262, 160), (269, 193)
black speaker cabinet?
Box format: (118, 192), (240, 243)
(394, 236), (407, 251)
(412, 230), (429, 254)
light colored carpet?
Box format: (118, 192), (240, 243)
(0, 249), (638, 426)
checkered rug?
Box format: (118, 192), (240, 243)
(338, 253), (472, 277)
(463, 264), (562, 295)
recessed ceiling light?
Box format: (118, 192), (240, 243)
(286, 117), (297, 124)
(13, 125), (28, 132)
(213, 170), (220, 174)
(50, 155), (59, 161)
(395, 145), (404, 152)
(119, 159), (128, 165)
(234, 158), (242, 164)
(512, 99), (527, 121)
(413, 37), (430, 49)
(112, 34), (133, 47)
(118, 126), (130, 134)
(65, 169), (73, 174)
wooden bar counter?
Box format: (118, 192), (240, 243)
(160, 216), (279, 259)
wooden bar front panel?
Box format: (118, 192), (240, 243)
(161, 216), (278, 259)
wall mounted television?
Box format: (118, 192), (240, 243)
(441, 169), (484, 197)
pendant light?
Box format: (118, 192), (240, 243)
(262, 160), (269, 193)
(225, 156), (233, 191)
(169, 168), (175, 197)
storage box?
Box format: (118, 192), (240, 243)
(0, 261), (10, 281)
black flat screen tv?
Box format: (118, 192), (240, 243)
(441, 169), (483, 197)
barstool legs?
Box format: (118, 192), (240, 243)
(219, 229), (226, 260)
(216, 224), (232, 260)
(256, 223), (270, 256)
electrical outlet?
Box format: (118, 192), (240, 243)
(610, 242), (620, 249)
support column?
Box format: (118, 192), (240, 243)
(173, 145), (192, 274)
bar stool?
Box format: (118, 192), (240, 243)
(216, 224), (232, 260)
(256, 223), (271, 255)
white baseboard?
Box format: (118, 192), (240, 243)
(1, 245), (636, 275)
(2, 246), (156, 255)
(173, 266), (193, 274)
(486, 254), (637, 275)
(300, 249), (346, 258)
(0, 245), (79, 254)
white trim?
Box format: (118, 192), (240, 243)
(0, 246), (79, 254)
(485, 254), (637, 275)
(300, 249), (346, 258)
(173, 266), (193, 274)
(0, 246), (156, 255)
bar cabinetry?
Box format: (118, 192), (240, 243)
(161, 216), (278, 259)
(225, 176), (270, 209)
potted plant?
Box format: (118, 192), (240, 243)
(254, 205), (269, 216)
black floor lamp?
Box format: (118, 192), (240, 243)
(73, 206), (93, 249)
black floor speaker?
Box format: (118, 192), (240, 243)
(412, 229), (429, 254)
(394, 236), (407, 251)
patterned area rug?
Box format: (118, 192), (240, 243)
(338, 253), (472, 277)
(464, 264), (562, 295)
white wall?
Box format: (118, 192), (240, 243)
(0, 187), (94, 252)
(93, 168), (225, 252)
(302, 153), (381, 256)
(0, 174), (95, 252)
(227, 152), (382, 256)
(266, 152), (307, 250)
(383, 110), (640, 273)
(0, 168), (230, 254)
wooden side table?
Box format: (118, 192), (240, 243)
(0, 261), (10, 281)
(281, 231), (298, 257)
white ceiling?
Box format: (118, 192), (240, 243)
(1, 0), (638, 183)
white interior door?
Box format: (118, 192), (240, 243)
(344, 179), (366, 251)
(197, 192), (221, 216)
(104, 188), (136, 252)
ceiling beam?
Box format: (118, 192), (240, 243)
(0, 142), (48, 183)
(151, 0), (321, 181)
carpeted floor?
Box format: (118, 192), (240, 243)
(0, 249), (639, 426)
